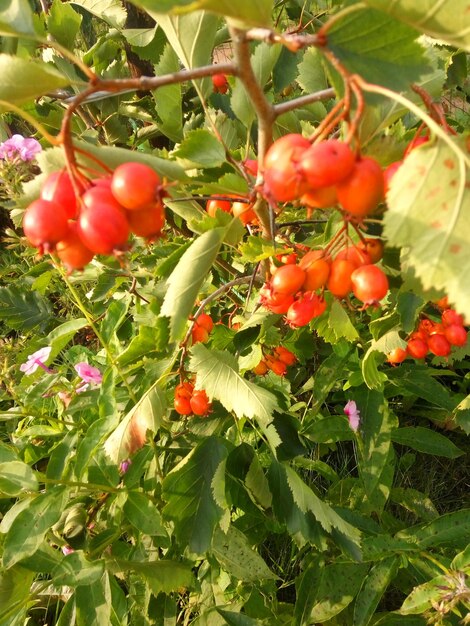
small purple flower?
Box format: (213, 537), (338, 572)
(20, 347), (53, 375)
(344, 400), (361, 432)
(0, 134), (42, 162)
(74, 362), (102, 392)
(62, 545), (74, 556)
(119, 459), (132, 474)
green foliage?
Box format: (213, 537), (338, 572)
(0, 0), (468, 624)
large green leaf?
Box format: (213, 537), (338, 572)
(384, 137), (470, 318)
(109, 559), (193, 595)
(399, 574), (449, 615)
(364, 0), (470, 52)
(154, 43), (183, 142)
(212, 526), (277, 581)
(0, 0), (35, 36)
(0, 566), (35, 624)
(397, 509), (470, 549)
(353, 557), (400, 626)
(356, 387), (396, 511)
(173, 129), (226, 168)
(188, 344), (281, 449)
(48, 0), (82, 49)
(123, 491), (167, 537)
(0, 54), (73, 106)
(75, 574), (112, 626)
(2, 487), (68, 568)
(0, 461), (38, 496)
(129, 0), (271, 28)
(326, 8), (431, 92)
(0, 284), (52, 331)
(391, 426), (464, 458)
(160, 228), (226, 342)
(70, 0), (127, 28)
(162, 436), (230, 554)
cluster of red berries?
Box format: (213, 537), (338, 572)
(206, 195), (257, 226)
(22, 162), (166, 270)
(191, 313), (214, 344)
(263, 135), (384, 218)
(261, 238), (388, 325)
(174, 381), (211, 417)
(388, 307), (467, 364)
(253, 346), (297, 376)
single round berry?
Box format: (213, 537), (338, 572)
(23, 198), (70, 253)
(55, 222), (94, 270)
(351, 264), (389, 305)
(263, 134), (310, 203)
(111, 162), (161, 211)
(41, 169), (81, 219)
(298, 139), (355, 188)
(337, 157), (384, 218)
(79, 203), (130, 255)
(271, 264), (306, 296)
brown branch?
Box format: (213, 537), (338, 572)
(274, 88), (335, 117)
(244, 28), (323, 52)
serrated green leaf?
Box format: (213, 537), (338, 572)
(216, 610), (262, 626)
(124, 491), (167, 536)
(75, 574), (112, 626)
(238, 236), (277, 264)
(2, 487), (68, 568)
(391, 426), (464, 458)
(326, 8), (431, 92)
(297, 47), (329, 94)
(188, 344), (281, 449)
(384, 137), (470, 318)
(162, 436), (230, 554)
(0, 0), (35, 36)
(48, 0), (82, 49)
(0, 54), (73, 106)
(104, 386), (165, 463)
(52, 553), (105, 588)
(160, 228), (226, 342)
(212, 526), (277, 581)
(327, 300), (359, 342)
(0, 461), (38, 496)
(174, 129), (226, 168)
(70, 0), (126, 28)
(0, 284), (52, 331)
(453, 393), (470, 434)
(364, 0), (470, 53)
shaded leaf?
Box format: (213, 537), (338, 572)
(174, 129), (226, 168)
(124, 491), (167, 537)
(391, 426), (464, 458)
(0, 461), (38, 496)
(110, 558), (193, 594)
(397, 509), (470, 549)
(384, 138), (470, 318)
(48, 0), (82, 49)
(154, 43), (183, 142)
(52, 553), (105, 588)
(75, 573), (112, 626)
(0, 284), (52, 331)
(70, 0), (127, 29)
(353, 557), (400, 626)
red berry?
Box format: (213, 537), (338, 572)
(82, 185), (123, 212)
(274, 346), (296, 366)
(336, 157), (384, 218)
(174, 396), (192, 416)
(286, 293), (326, 327)
(351, 265), (389, 305)
(335, 246), (371, 268)
(356, 238), (384, 264)
(206, 197), (232, 217)
(387, 347), (408, 364)
(253, 360), (268, 375)
(23, 199), (70, 252)
(299, 249), (331, 291)
(444, 324), (467, 347)
(271, 264), (306, 296)
(195, 313), (214, 333)
(78, 203), (130, 255)
(265, 356), (287, 376)
(263, 134), (310, 203)
(212, 73), (229, 94)
(232, 200), (257, 226)
(41, 169), (81, 219)
(175, 381), (194, 400)
(192, 325), (209, 344)
(126, 202), (165, 239)
(55, 222), (94, 270)
(427, 333), (451, 357)
(111, 162), (161, 211)
(190, 390), (211, 416)
(327, 258), (356, 298)
(243, 159), (258, 176)
(441, 309), (464, 328)
(301, 185), (338, 210)
(407, 337), (428, 359)
(298, 139), (355, 188)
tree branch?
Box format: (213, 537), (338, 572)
(274, 88), (335, 116)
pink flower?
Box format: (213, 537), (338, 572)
(62, 546), (74, 555)
(119, 459), (132, 474)
(0, 134), (42, 161)
(344, 400), (361, 432)
(74, 362), (102, 392)
(20, 347), (53, 375)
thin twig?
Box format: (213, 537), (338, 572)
(274, 88), (335, 116)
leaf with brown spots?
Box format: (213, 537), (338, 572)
(384, 137), (470, 317)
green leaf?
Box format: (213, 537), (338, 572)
(162, 436), (230, 554)
(130, 0), (271, 28)
(302, 415), (354, 444)
(46, 318), (88, 353)
(356, 387), (396, 511)
(301, 348), (354, 412)
(0, 284), (52, 331)
(353, 556), (400, 626)
(2, 487), (68, 568)
(298, 560), (369, 624)
(384, 137), (470, 318)
(397, 509), (470, 549)
(70, 0), (127, 29)
(364, 0), (470, 53)
(0, 54), (73, 106)
(0, 566), (35, 625)
(48, 0), (82, 49)
(0, 0), (35, 36)
(52, 553), (105, 588)
(453, 393), (470, 434)
(315, 300), (359, 343)
(400, 574), (449, 615)
(174, 129), (226, 168)
(326, 8), (431, 92)
(0, 461), (38, 496)
(216, 610), (262, 626)
(392, 426), (464, 458)
(154, 43), (183, 142)
(238, 235), (277, 264)
(188, 344), (281, 449)
(297, 47), (329, 94)
(110, 559), (193, 594)
(160, 228), (226, 342)
(362, 331), (405, 390)
(390, 487), (438, 522)
(387, 363), (456, 411)
(75, 574), (112, 626)
(212, 526), (277, 582)
(104, 386), (165, 463)
(124, 491), (167, 537)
